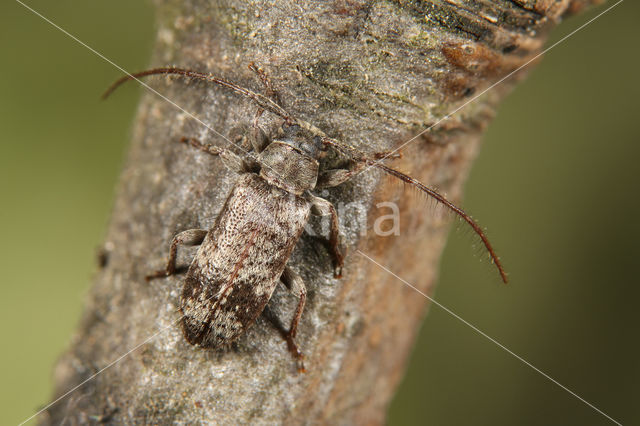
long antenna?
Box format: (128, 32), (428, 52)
(318, 136), (507, 282)
(373, 162), (507, 283)
(102, 67), (296, 126)
(104, 67), (507, 283)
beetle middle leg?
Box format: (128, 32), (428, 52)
(308, 195), (344, 278)
(146, 229), (208, 281)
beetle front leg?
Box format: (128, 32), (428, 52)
(179, 137), (247, 173)
(315, 165), (365, 189)
(309, 195), (344, 278)
(315, 151), (402, 189)
(146, 229), (208, 281)
(246, 63), (278, 153)
(179, 136), (223, 156)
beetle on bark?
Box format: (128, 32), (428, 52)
(103, 64), (507, 371)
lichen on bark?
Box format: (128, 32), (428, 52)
(42, 1), (599, 424)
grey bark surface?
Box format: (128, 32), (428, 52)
(43, 0), (599, 424)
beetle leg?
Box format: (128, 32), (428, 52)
(315, 144), (402, 189)
(248, 62), (281, 105)
(179, 136), (223, 156)
(277, 266), (307, 372)
(309, 196), (344, 278)
(315, 148), (401, 190)
(315, 164), (366, 189)
(249, 119), (270, 153)
(179, 137), (247, 173)
(281, 266), (307, 340)
(146, 229), (208, 281)
(261, 266), (307, 372)
(247, 63), (279, 153)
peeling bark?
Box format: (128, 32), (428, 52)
(43, 1), (600, 424)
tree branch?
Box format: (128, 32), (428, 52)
(43, 0), (600, 424)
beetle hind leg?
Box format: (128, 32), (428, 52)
(281, 266), (307, 341)
(264, 266), (307, 372)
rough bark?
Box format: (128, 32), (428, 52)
(43, 0), (599, 424)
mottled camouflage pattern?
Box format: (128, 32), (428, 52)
(124, 66), (505, 362)
(181, 173), (310, 347)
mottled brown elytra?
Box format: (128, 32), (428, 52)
(104, 64), (506, 371)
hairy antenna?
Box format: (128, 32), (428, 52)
(318, 136), (507, 283)
(104, 66), (507, 283)
(102, 67), (296, 126)
(374, 162), (507, 283)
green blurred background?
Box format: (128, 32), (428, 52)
(1, 1), (637, 424)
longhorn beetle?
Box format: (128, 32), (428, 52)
(103, 64), (507, 371)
